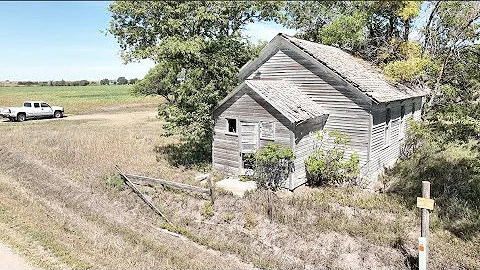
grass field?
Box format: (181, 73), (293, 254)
(0, 85), (163, 114)
(0, 86), (478, 269)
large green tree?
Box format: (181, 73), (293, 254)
(280, 1), (421, 63)
(108, 1), (283, 162)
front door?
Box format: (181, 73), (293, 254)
(240, 122), (258, 172)
(40, 102), (53, 117)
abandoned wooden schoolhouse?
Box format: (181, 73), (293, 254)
(212, 33), (427, 190)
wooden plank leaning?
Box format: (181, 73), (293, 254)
(115, 165), (172, 225)
(125, 173), (215, 205)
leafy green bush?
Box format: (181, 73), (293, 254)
(249, 143), (295, 190)
(400, 118), (430, 160)
(305, 130), (359, 186)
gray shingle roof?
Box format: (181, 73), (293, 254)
(282, 34), (427, 103)
(245, 79), (327, 124)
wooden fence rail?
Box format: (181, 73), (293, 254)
(122, 171), (215, 205)
(115, 165), (172, 224)
(126, 173), (209, 194)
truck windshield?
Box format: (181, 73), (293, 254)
(23, 103), (31, 107)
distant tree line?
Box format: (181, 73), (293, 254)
(100, 77), (138, 85)
(14, 77), (138, 87)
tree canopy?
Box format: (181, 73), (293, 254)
(109, 1), (282, 162)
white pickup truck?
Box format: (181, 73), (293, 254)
(2, 101), (64, 122)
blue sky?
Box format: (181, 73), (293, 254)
(0, 1), (293, 81)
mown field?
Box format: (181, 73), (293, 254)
(0, 86), (478, 269)
(0, 85), (163, 114)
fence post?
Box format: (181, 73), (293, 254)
(207, 176), (215, 205)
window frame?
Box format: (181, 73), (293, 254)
(225, 118), (238, 135)
(259, 121), (275, 141)
(384, 108), (391, 147)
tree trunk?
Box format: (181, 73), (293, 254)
(422, 2), (441, 57)
(427, 46), (454, 108)
(403, 18), (410, 41)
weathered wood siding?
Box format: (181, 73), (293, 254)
(248, 50), (372, 176)
(292, 121), (324, 189)
(369, 97), (423, 175)
(213, 89), (292, 176)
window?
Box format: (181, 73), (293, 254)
(399, 105), (405, 139)
(34, 103), (40, 108)
(41, 103), (49, 108)
(412, 102), (416, 117)
(259, 121), (275, 140)
(226, 118), (237, 134)
(385, 108), (391, 146)
(23, 102), (31, 107)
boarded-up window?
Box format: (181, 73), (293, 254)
(385, 108), (391, 146)
(260, 121), (275, 140)
(226, 118), (237, 134)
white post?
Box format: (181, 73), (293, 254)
(418, 236), (427, 270)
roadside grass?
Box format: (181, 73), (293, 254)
(0, 85), (163, 114)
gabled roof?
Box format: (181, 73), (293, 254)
(213, 79), (327, 124)
(240, 33), (427, 103)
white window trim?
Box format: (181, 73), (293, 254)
(225, 117), (238, 136)
(259, 121), (275, 141)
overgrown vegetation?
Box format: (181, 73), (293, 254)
(305, 131), (360, 187)
(245, 143), (295, 190)
(386, 119), (480, 240)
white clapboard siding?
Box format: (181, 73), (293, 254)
(249, 50), (371, 176)
(292, 127), (317, 189)
(369, 97), (423, 175)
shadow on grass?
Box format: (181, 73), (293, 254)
(155, 139), (211, 169)
(385, 144), (480, 240)
(393, 237), (419, 270)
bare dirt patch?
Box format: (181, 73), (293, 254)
(0, 243), (42, 270)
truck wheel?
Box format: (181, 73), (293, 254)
(54, 111), (63, 118)
(17, 113), (26, 122)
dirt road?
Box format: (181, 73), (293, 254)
(0, 243), (40, 270)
